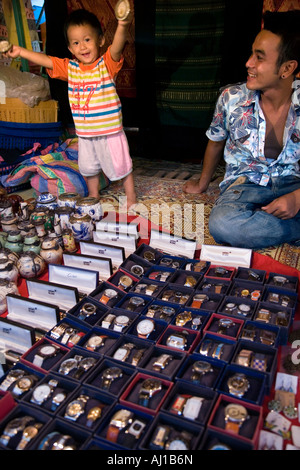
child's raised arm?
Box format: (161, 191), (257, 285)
(3, 45), (53, 70)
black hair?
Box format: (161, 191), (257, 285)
(263, 10), (300, 75)
(64, 9), (103, 44)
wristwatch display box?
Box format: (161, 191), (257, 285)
(134, 243), (162, 263)
(160, 380), (218, 426)
(107, 268), (139, 292)
(107, 336), (152, 368)
(30, 415), (93, 450)
(24, 372), (79, 415)
(139, 345), (186, 380)
(119, 372), (173, 416)
(205, 265), (236, 280)
(46, 317), (90, 348)
(181, 258), (210, 274)
(144, 265), (176, 284)
(175, 353), (224, 389)
(198, 277), (231, 296)
(48, 263), (99, 298)
(130, 279), (164, 298)
(79, 240), (125, 270)
(119, 253), (153, 278)
(127, 315), (167, 343)
(0, 401), (52, 450)
(0, 362), (44, 400)
(234, 267), (266, 284)
(74, 327), (120, 357)
(94, 403), (153, 449)
(267, 272), (298, 292)
(253, 301), (292, 344)
(158, 283), (196, 306)
(26, 279), (79, 313)
(58, 383), (116, 431)
(262, 286), (298, 314)
(218, 295), (257, 320)
(195, 333), (237, 363)
(89, 281), (125, 308)
(207, 394), (263, 445)
(199, 428), (255, 450)
(186, 290), (223, 312)
(228, 280), (264, 302)
(239, 320), (280, 348)
(6, 294), (60, 335)
(139, 410), (204, 450)
(170, 308), (208, 331)
(115, 293), (151, 313)
(21, 338), (68, 373)
(85, 357), (137, 398)
(157, 324), (200, 354)
(63, 252), (113, 281)
(169, 269), (203, 288)
(231, 343), (277, 396)
(68, 297), (109, 327)
(216, 363), (267, 405)
(204, 313), (244, 340)
(51, 347), (100, 382)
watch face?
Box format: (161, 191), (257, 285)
(39, 345), (57, 356)
(238, 304), (251, 312)
(113, 347), (129, 361)
(130, 296), (145, 306)
(167, 438), (188, 450)
(119, 275), (133, 288)
(137, 319), (155, 335)
(32, 384), (51, 401)
(131, 265), (144, 276)
(116, 315), (129, 326)
(17, 376), (33, 390)
(193, 360), (212, 374)
(141, 378), (162, 392)
(87, 335), (104, 348)
(225, 403), (248, 422)
(103, 367), (122, 380)
(53, 391), (67, 404)
(111, 409), (133, 428)
(104, 289), (118, 299)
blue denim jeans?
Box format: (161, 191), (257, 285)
(209, 176), (300, 249)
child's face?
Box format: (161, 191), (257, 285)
(67, 23), (104, 65)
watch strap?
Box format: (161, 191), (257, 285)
(225, 420), (240, 433)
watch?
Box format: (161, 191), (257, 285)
(236, 349), (253, 367)
(227, 372), (250, 397)
(250, 353), (267, 372)
(136, 318), (155, 338)
(50, 323), (68, 340)
(101, 313), (116, 329)
(0, 369), (25, 391)
(211, 342), (224, 359)
(58, 355), (83, 375)
(99, 288), (118, 305)
(125, 418), (146, 440)
(217, 317), (235, 335)
(0, 416), (34, 447)
(118, 275), (133, 290)
(113, 342), (135, 362)
(32, 343), (60, 368)
(78, 302), (97, 321)
(134, 283), (147, 294)
(113, 315), (130, 332)
(276, 311), (289, 326)
(131, 348), (146, 366)
(174, 292), (189, 304)
(224, 403), (248, 433)
(106, 409), (133, 443)
(260, 329), (276, 346)
(199, 339), (212, 356)
(166, 331), (188, 350)
(165, 431), (192, 450)
(159, 306), (176, 320)
(30, 379), (58, 405)
(256, 308), (271, 323)
(152, 353), (173, 372)
(224, 302), (236, 314)
(184, 275), (197, 288)
(191, 294), (208, 309)
(143, 250), (156, 262)
(175, 311), (192, 326)
(130, 264), (144, 277)
(12, 375), (37, 396)
(86, 406), (103, 427)
(100, 367), (123, 391)
(191, 360), (213, 383)
(214, 266), (228, 277)
(74, 357), (97, 379)
(138, 378), (162, 407)
(16, 422), (43, 450)
(51, 390), (67, 411)
(127, 296), (145, 311)
(241, 326), (256, 341)
(182, 396), (203, 420)
(145, 284), (158, 296)
(60, 327), (77, 345)
(272, 275), (288, 287)
(64, 394), (89, 421)
(237, 303), (251, 316)
(191, 316), (202, 330)
(150, 424), (171, 449)
(85, 334), (107, 351)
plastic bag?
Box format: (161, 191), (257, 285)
(0, 65), (51, 107)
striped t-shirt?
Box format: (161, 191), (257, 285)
(47, 47), (124, 137)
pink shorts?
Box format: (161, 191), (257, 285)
(78, 131), (133, 181)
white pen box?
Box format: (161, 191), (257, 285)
(149, 229), (196, 259)
(63, 253), (112, 280)
(93, 230), (137, 257)
(200, 244), (252, 268)
(26, 279), (79, 312)
(95, 220), (140, 239)
(6, 294), (60, 333)
(48, 263), (99, 297)
(80, 241), (125, 270)
(0, 317), (35, 363)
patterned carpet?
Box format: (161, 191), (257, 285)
(100, 156), (300, 270)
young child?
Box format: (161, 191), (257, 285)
(5, 8), (137, 209)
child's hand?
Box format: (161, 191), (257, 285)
(2, 44), (21, 59)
